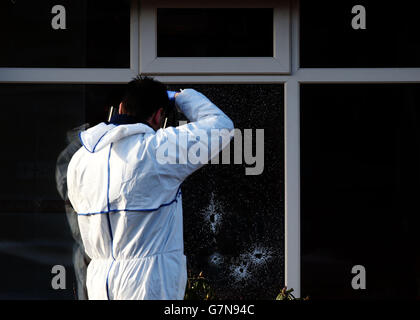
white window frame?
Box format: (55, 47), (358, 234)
(1, 0), (420, 299)
(139, 0), (291, 75)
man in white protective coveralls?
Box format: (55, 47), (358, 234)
(67, 76), (234, 300)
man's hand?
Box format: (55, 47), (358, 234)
(167, 91), (178, 103)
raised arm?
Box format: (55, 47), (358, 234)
(153, 89), (234, 182)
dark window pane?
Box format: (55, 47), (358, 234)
(0, 84), (125, 299)
(167, 84), (284, 299)
(300, 1), (420, 67)
(301, 84), (420, 299)
(0, 0), (130, 68)
(0, 84), (125, 215)
(157, 9), (273, 57)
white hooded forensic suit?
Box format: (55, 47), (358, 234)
(67, 89), (234, 300)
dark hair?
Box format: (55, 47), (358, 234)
(122, 75), (169, 123)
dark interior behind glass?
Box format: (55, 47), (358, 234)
(300, 0), (420, 67)
(0, 0), (130, 68)
(301, 84), (420, 299)
(157, 8), (273, 57)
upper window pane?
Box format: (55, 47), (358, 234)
(300, 1), (420, 67)
(157, 8), (273, 57)
(0, 0), (130, 68)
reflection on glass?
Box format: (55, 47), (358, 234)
(0, 84), (125, 299)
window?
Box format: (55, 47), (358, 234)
(157, 8), (273, 57)
(168, 84), (284, 299)
(0, 84), (125, 298)
(140, 0), (291, 74)
(0, 0), (130, 68)
(0, 84), (125, 214)
(1, 0), (419, 300)
(300, 84), (420, 298)
(300, 0), (420, 67)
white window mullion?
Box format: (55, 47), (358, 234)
(284, 78), (301, 298)
(283, 0), (301, 298)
